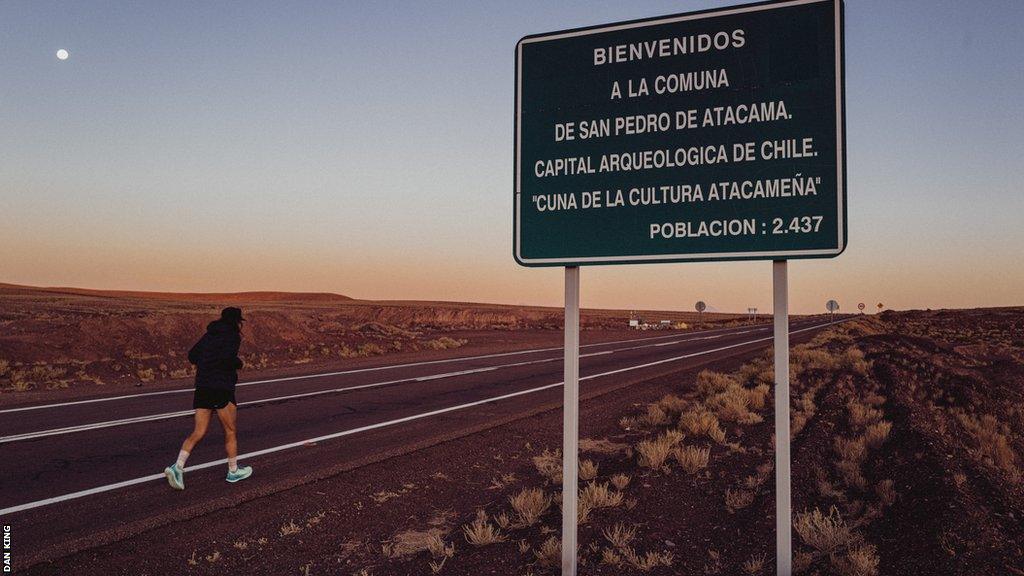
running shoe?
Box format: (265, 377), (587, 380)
(226, 466), (253, 483)
(165, 464), (185, 490)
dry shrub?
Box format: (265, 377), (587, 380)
(791, 347), (836, 375)
(601, 547), (622, 566)
(534, 536), (560, 567)
(579, 459), (599, 481)
(381, 528), (450, 559)
(709, 385), (764, 424)
(662, 429), (684, 445)
(5, 364), (68, 391)
(279, 520), (302, 536)
(674, 445), (710, 475)
(725, 488), (755, 513)
(533, 449), (562, 484)
(811, 473), (843, 500)
(743, 553), (767, 574)
(955, 411), (1020, 480)
(678, 406), (723, 439)
(834, 437), (867, 464)
(875, 479), (896, 507)
(611, 473), (631, 491)
(643, 404), (672, 427)
(697, 370), (737, 396)
(794, 507), (854, 555)
(636, 431), (683, 471)
(748, 384), (770, 411)
(738, 359), (774, 387)
(655, 394), (688, 419)
(494, 512), (511, 530)
(863, 421), (892, 448)
(358, 343), (385, 356)
(863, 392), (887, 407)
(426, 535), (455, 560)
(848, 401), (883, 428)
(834, 544), (880, 576)
(488, 472), (517, 490)
(835, 436), (869, 489)
(708, 425), (727, 444)
(579, 438), (628, 455)
(745, 461), (773, 489)
(836, 460), (867, 491)
(793, 551), (815, 573)
(508, 487), (551, 527)
(423, 337), (468, 350)
(577, 497), (593, 524)
(621, 547), (674, 571)
(462, 510), (507, 546)
(836, 348), (870, 376)
(602, 523), (636, 549)
(580, 481), (623, 509)
(619, 416), (641, 431)
(792, 389), (818, 438)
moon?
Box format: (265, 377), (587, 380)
(56, 49), (69, 61)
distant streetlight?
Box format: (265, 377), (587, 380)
(56, 49), (69, 60)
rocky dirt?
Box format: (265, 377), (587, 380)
(0, 282), (749, 403)
(14, 306), (1023, 576)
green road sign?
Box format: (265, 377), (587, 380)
(514, 0), (846, 266)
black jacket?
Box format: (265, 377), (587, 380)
(188, 320), (243, 391)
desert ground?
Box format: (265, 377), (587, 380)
(2, 285), (1021, 575)
(0, 282), (755, 405)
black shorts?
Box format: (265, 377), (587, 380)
(193, 387), (236, 410)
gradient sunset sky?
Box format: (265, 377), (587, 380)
(2, 0), (1022, 314)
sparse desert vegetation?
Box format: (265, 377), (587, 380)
(18, 308), (1023, 575)
(0, 282), (752, 396)
(328, 310), (1021, 575)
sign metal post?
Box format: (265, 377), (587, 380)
(514, 2), (846, 573)
(826, 299), (840, 322)
(562, 266), (580, 574)
(773, 260), (791, 575)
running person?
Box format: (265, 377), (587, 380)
(165, 307), (252, 489)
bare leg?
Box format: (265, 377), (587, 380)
(181, 409), (212, 453)
(216, 402), (238, 463)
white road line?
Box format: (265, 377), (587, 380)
(0, 326), (783, 444)
(0, 323), (778, 415)
(1, 357), (554, 444)
(0, 321), (839, 516)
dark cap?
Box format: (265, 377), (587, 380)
(220, 307), (245, 324)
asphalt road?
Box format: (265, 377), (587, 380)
(0, 319), (835, 568)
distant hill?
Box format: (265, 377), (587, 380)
(0, 283), (354, 303)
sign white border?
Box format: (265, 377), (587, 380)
(514, 0), (845, 266)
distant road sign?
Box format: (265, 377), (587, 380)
(858, 302), (865, 311)
(826, 300), (840, 312)
(695, 301), (707, 313)
(514, 0), (847, 266)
